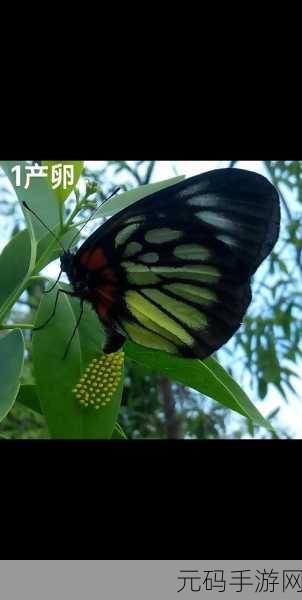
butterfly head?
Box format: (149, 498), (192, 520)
(60, 250), (91, 299)
(60, 250), (75, 279)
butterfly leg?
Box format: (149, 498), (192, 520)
(62, 299), (84, 360)
(44, 269), (63, 294)
(33, 288), (77, 331)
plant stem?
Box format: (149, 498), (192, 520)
(0, 195), (84, 327)
(0, 323), (34, 330)
(59, 202), (63, 229)
(158, 375), (182, 438)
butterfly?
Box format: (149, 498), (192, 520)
(41, 168), (281, 360)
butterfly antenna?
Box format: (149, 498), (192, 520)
(44, 268), (63, 293)
(62, 300), (84, 360)
(67, 186), (121, 250)
(22, 202), (66, 254)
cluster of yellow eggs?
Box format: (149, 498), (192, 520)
(72, 352), (124, 409)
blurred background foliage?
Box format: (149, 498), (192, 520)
(0, 160), (301, 439)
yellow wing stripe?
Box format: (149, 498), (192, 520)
(138, 252), (159, 264)
(126, 303), (184, 346)
(123, 241), (143, 257)
(127, 272), (161, 285)
(173, 244), (211, 261)
(122, 322), (178, 354)
(142, 288), (207, 329)
(145, 228), (183, 244)
(150, 265), (220, 282)
(163, 283), (217, 304)
(125, 290), (194, 345)
(115, 224), (139, 247)
(122, 262), (161, 285)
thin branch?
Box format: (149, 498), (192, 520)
(158, 375), (182, 439)
(144, 161), (156, 184)
(0, 323), (34, 330)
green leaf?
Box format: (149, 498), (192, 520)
(0, 330), (24, 422)
(125, 341), (273, 430)
(282, 378), (298, 397)
(282, 367), (300, 379)
(94, 175), (186, 219)
(17, 384), (42, 414)
(0, 226), (80, 323)
(112, 423), (127, 439)
(42, 160), (84, 203)
(32, 286), (124, 438)
(273, 381), (287, 402)
(267, 407), (280, 420)
(247, 419), (255, 437)
(278, 258), (289, 274)
(0, 229), (32, 321)
(0, 161), (60, 244)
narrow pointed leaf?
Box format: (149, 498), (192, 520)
(94, 175), (186, 219)
(125, 341), (273, 430)
(42, 160), (84, 203)
(0, 330), (24, 422)
(1, 161), (60, 243)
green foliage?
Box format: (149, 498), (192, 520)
(93, 175), (186, 219)
(42, 160), (84, 204)
(0, 401), (48, 439)
(0, 229), (32, 318)
(0, 330), (24, 421)
(32, 286), (124, 438)
(0, 159), (300, 439)
(1, 161), (60, 244)
(125, 342), (273, 430)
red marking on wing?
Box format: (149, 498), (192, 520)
(102, 267), (118, 283)
(97, 285), (116, 303)
(97, 303), (109, 319)
(96, 285), (117, 320)
(86, 247), (107, 270)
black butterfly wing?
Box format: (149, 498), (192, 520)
(74, 168), (280, 359)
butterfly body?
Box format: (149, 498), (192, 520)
(60, 168), (280, 359)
